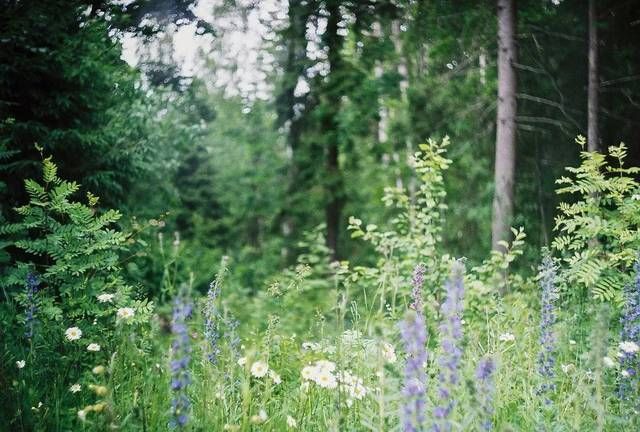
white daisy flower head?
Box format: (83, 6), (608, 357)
(301, 365), (318, 381)
(286, 415), (297, 428)
(97, 293), (115, 303)
(250, 360), (269, 378)
(65, 327), (82, 341)
(498, 332), (515, 342)
(619, 341), (640, 354)
(87, 343), (101, 352)
(603, 356), (616, 368)
(116, 307), (135, 321)
(16, 360), (26, 369)
(315, 370), (338, 389)
(70, 384), (81, 393)
(350, 383), (367, 400)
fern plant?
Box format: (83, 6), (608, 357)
(552, 136), (640, 302)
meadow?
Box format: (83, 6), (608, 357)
(3, 137), (640, 431)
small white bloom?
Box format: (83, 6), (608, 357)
(77, 409), (87, 421)
(258, 409), (268, 422)
(619, 341), (640, 354)
(381, 342), (397, 364)
(350, 383), (367, 400)
(65, 327), (82, 341)
(561, 363), (575, 374)
(97, 293), (115, 303)
(315, 370), (338, 389)
(622, 370), (631, 378)
(569, 340), (576, 345)
(286, 415), (297, 428)
(87, 343), (101, 352)
(237, 356), (247, 366)
(301, 365), (316, 381)
(16, 360), (25, 369)
(498, 332), (515, 342)
(302, 341), (319, 351)
(315, 360), (336, 372)
(69, 384), (81, 393)
(268, 370), (281, 384)
(116, 307), (135, 320)
(250, 360), (269, 378)
(632, 194), (640, 201)
(603, 356), (616, 368)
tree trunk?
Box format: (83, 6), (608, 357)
(491, 0), (518, 252)
(323, 0), (344, 260)
(587, 0), (599, 152)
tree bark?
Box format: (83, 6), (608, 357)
(491, 0), (518, 251)
(323, 0), (344, 260)
(587, 0), (599, 152)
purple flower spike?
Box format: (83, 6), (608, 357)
(169, 289), (193, 429)
(536, 251), (559, 403)
(24, 272), (40, 340)
(475, 357), (496, 431)
(410, 264), (426, 314)
(619, 255), (640, 400)
(433, 261), (465, 432)
(400, 309), (428, 432)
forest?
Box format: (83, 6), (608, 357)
(2, 0), (640, 430)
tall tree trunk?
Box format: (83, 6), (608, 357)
(587, 0), (599, 152)
(323, 0), (344, 260)
(491, 0), (518, 251)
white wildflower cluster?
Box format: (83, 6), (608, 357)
(300, 360), (367, 405)
(97, 293), (115, 303)
(116, 307), (135, 321)
(498, 332), (515, 342)
(619, 341), (639, 354)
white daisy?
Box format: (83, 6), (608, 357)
(16, 360), (26, 369)
(603, 356), (616, 368)
(250, 360), (268, 378)
(69, 384), (81, 393)
(237, 356), (247, 366)
(315, 360), (336, 372)
(65, 327), (82, 341)
(87, 343), (101, 352)
(315, 370), (338, 389)
(381, 342), (397, 364)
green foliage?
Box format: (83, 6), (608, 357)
(0, 159), (152, 429)
(552, 136), (640, 302)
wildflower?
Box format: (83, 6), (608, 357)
(381, 341), (397, 364)
(269, 370), (281, 384)
(251, 360), (269, 378)
(97, 293), (115, 303)
(116, 307), (135, 321)
(561, 363), (575, 374)
(498, 333), (515, 342)
(70, 384), (81, 393)
(433, 261), (466, 432)
(399, 309), (428, 432)
(536, 252), (559, 401)
(603, 356), (616, 368)
(475, 357), (496, 431)
(315, 370), (338, 389)
(238, 356), (247, 366)
(410, 263), (426, 314)
(315, 360), (336, 372)
(350, 383), (367, 400)
(92, 365), (106, 374)
(619, 341), (640, 354)
(301, 365), (316, 381)
(250, 409), (268, 424)
(169, 289), (193, 429)
(65, 326), (82, 341)
(87, 343), (101, 352)
(204, 265), (224, 364)
(78, 409), (87, 421)
(618, 255), (640, 400)
(24, 272), (39, 339)
(302, 341), (320, 351)
(286, 415), (297, 428)
(16, 360), (26, 369)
